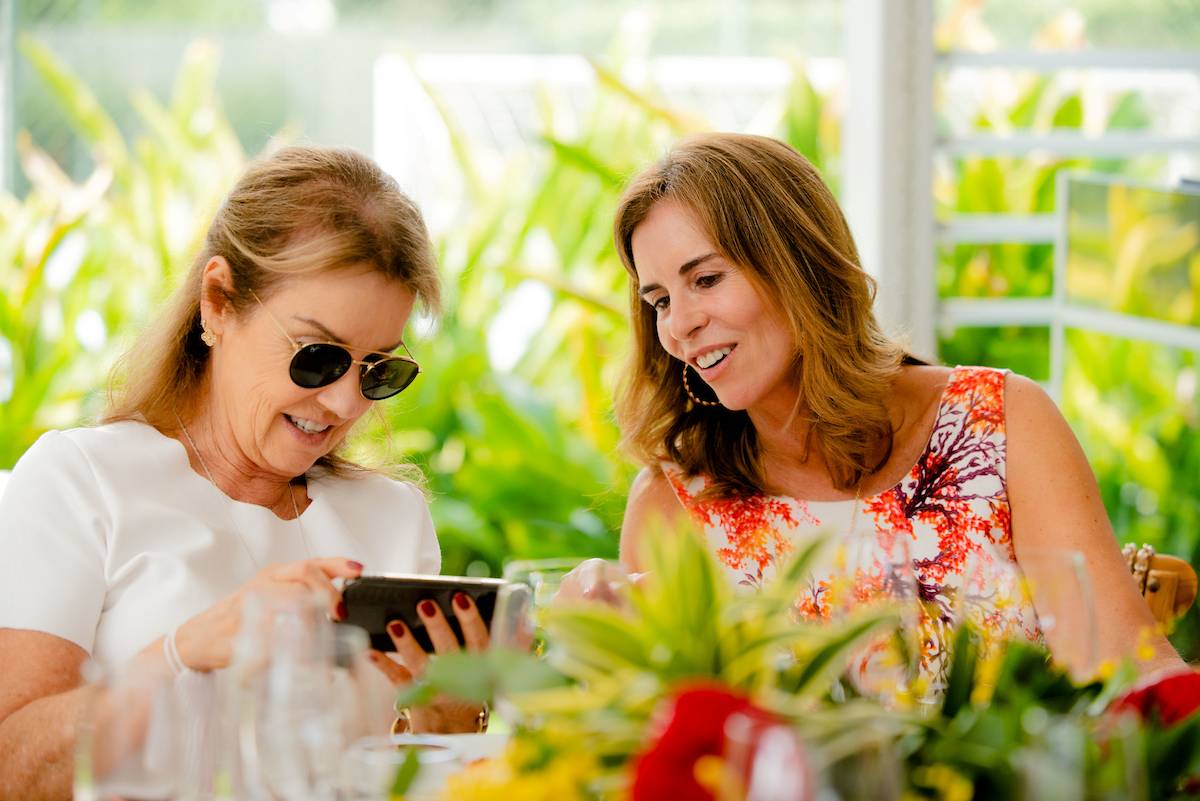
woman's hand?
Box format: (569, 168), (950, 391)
(556, 558), (638, 608)
(172, 557), (363, 672)
(368, 593), (489, 734)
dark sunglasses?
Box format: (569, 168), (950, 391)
(251, 292), (421, 400)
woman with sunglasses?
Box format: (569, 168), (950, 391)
(0, 146), (486, 799)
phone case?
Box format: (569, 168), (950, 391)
(340, 574), (505, 653)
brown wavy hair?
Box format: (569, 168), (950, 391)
(104, 145), (441, 477)
(613, 133), (917, 498)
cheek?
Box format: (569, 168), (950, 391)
(654, 319), (679, 356)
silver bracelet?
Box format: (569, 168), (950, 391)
(162, 626), (191, 676)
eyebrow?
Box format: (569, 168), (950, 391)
(637, 252), (720, 297)
(293, 316), (403, 354)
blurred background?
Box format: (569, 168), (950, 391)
(1, 0), (1199, 654)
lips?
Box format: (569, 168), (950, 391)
(689, 343), (737, 373)
(285, 414), (333, 437)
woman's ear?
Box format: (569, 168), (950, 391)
(199, 256), (236, 336)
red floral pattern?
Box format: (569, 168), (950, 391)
(663, 366), (1043, 688)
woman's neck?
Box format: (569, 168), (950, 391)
(176, 406), (299, 518)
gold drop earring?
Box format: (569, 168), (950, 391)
(682, 363), (721, 407)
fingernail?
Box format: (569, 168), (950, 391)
(454, 592), (471, 611)
(336, 601), (347, 620)
(347, 560), (364, 572)
(388, 620), (407, 638)
(419, 600), (437, 618)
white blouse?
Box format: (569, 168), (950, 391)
(0, 421), (441, 674)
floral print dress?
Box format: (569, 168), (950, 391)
(663, 365), (1043, 688)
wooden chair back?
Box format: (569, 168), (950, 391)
(1123, 543), (1198, 626)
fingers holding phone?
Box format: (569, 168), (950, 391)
(448, 593), (489, 652)
(353, 579), (492, 735)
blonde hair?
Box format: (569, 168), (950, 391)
(104, 145), (441, 477)
(613, 133), (915, 497)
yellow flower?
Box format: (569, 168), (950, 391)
(436, 748), (598, 801)
(1135, 625), (1158, 663)
(912, 764), (974, 801)
(970, 643), (1004, 705)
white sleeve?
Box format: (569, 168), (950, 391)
(0, 431), (108, 652)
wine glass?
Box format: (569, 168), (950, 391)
(490, 581), (537, 654)
(721, 712), (814, 801)
(338, 734), (462, 801)
(501, 557), (598, 607)
(74, 657), (191, 801)
(820, 528), (921, 706)
(1015, 546), (1098, 680)
(957, 544), (1097, 680)
(330, 624), (398, 746)
(493, 556), (626, 652)
(230, 589), (342, 801)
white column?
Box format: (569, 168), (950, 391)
(0, 0), (12, 193)
(842, 0), (937, 358)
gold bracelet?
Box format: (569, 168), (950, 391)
(391, 703), (489, 736)
(391, 707), (412, 736)
(476, 702), (490, 733)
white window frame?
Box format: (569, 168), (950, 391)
(842, 0), (1200, 380)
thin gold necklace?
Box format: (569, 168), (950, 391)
(173, 411), (313, 567)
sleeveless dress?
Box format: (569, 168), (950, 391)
(662, 365), (1043, 688)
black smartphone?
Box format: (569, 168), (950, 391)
(340, 574), (506, 653)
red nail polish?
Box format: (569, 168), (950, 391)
(419, 600), (437, 617)
(454, 592), (471, 610)
(336, 601), (347, 620)
(347, 560), (364, 572)
(388, 620), (406, 638)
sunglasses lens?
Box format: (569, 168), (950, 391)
(361, 358), (420, 400)
(290, 344), (352, 389)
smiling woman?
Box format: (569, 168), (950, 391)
(0, 146), (489, 801)
(560, 133), (1191, 701)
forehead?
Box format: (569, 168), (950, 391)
(630, 200), (716, 281)
(265, 266), (415, 344)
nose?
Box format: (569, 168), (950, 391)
(664, 294), (706, 343)
(315, 367), (371, 421)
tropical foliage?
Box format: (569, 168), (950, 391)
(1, 13), (1196, 658)
(401, 527), (1200, 801)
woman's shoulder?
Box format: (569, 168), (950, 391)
(896, 363), (1022, 415)
(15, 420), (163, 472)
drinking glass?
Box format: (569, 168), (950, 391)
(721, 712), (814, 801)
(330, 624), (397, 746)
(231, 589), (342, 801)
(821, 727), (905, 801)
(821, 529), (921, 705)
(957, 544), (1096, 680)
(74, 657), (197, 801)
(1016, 546), (1098, 680)
(501, 557), (598, 607)
(338, 735), (461, 801)
(493, 557), (626, 652)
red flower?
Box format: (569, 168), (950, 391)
(631, 683), (811, 801)
(1111, 670), (1200, 726)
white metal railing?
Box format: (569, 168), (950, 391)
(1047, 171), (1200, 399)
(937, 214), (1057, 245)
(940, 133), (1200, 158)
(938, 50), (1200, 71)
(929, 33), (1200, 371)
